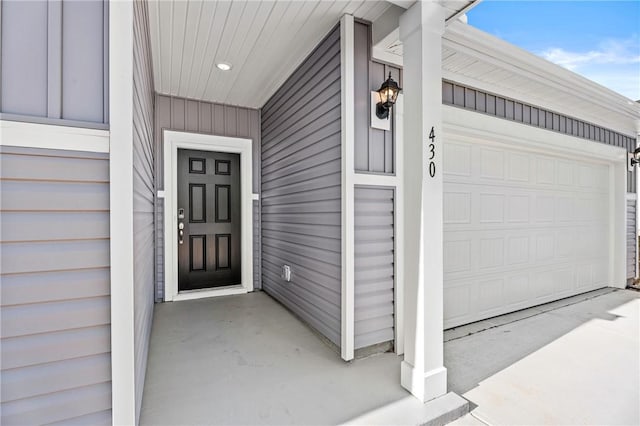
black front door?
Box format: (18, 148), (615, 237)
(177, 149), (241, 291)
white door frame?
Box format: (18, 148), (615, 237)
(163, 130), (253, 302)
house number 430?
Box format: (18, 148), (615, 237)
(427, 127), (436, 178)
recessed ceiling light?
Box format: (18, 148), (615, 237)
(216, 62), (232, 71)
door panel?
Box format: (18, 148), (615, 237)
(177, 149), (241, 291)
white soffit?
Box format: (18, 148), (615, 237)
(442, 21), (640, 136)
(148, 0), (391, 109)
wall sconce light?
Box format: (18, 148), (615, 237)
(629, 147), (640, 170)
(375, 72), (402, 120)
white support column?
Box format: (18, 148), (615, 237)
(398, 1), (447, 403)
(109, 1), (136, 424)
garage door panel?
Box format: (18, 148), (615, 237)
(444, 138), (610, 328)
(443, 191), (472, 224)
(535, 233), (555, 261)
(507, 235), (530, 265)
(556, 230), (575, 258)
(504, 274), (530, 306)
(536, 157), (555, 185)
(444, 189), (607, 235)
(557, 159), (575, 186)
(532, 268), (563, 299)
(444, 239), (472, 273)
(480, 148), (506, 180)
(508, 194), (530, 223)
(445, 230), (607, 278)
(535, 195), (555, 222)
(443, 142), (472, 177)
(556, 196), (574, 222)
(446, 149), (609, 193)
(479, 237), (504, 269)
(507, 152), (530, 183)
(576, 265), (593, 291)
(445, 272), (535, 326)
(478, 278), (506, 313)
(479, 193), (505, 223)
(444, 283), (473, 322)
(444, 264), (597, 328)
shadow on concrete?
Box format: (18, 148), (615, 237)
(444, 288), (632, 395)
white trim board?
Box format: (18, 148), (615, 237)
(393, 93), (404, 356)
(340, 14), (356, 362)
(163, 130), (254, 302)
(0, 119), (110, 153)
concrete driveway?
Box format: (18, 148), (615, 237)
(445, 288), (640, 425)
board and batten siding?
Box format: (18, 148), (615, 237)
(354, 187), (395, 349)
(0, 0), (109, 127)
(627, 199), (637, 280)
(154, 94), (262, 300)
(0, 146), (111, 425)
(260, 25), (342, 347)
(133, 1), (155, 422)
(354, 21), (401, 175)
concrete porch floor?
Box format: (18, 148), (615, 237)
(140, 288), (639, 425)
(445, 288), (640, 425)
(140, 291), (464, 426)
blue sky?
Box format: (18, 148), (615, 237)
(467, 1), (640, 100)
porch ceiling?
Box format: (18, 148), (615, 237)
(147, 0), (392, 109)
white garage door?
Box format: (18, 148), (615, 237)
(443, 138), (610, 328)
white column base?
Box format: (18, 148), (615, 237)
(401, 361), (448, 403)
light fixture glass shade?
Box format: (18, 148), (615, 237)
(376, 72), (402, 119)
(377, 73), (401, 107)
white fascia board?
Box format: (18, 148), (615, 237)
(443, 22), (640, 132)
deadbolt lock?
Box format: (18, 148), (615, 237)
(178, 208), (185, 245)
